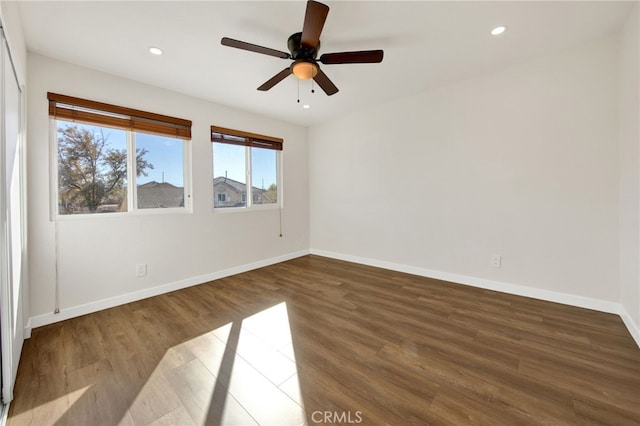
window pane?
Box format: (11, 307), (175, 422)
(136, 133), (184, 209)
(57, 120), (127, 214)
(251, 147), (277, 205)
(213, 142), (246, 208)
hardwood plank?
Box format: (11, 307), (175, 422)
(573, 397), (640, 426)
(519, 358), (639, 414)
(163, 359), (221, 425)
(378, 342), (580, 425)
(429, 388), (537, 426)
(127, 363), (182, 425)
(147, 405), (196, 426)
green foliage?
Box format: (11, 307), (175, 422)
(57, 125), (153, 213)
(264, 183), (278, 203)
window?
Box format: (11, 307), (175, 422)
(211, 126), (282, 209)
(48, 93), (191, 215)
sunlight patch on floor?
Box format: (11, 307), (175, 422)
(12, 386), (91, 426)
(125, 302), (306, 425)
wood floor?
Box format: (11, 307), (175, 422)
(7, 255), (640, 425)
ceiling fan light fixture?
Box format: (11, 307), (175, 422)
(292, 60), (318, 80)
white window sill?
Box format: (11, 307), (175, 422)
(54, 207), (192, 221)
(213, 204), (281, 213)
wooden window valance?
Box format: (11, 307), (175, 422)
(47, 92), (192, 140)
(211, 125), (283, 151)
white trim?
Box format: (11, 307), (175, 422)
(0, 29), (12, 406)
(310, 248), (623, 315)
(1, 401), (9, 426)
(213, 204), (280, 214)
(26, 249), (310, 332)
(619, 305), (640, 348)
(48, 118), (57, 221)
(53, 207), (192, 221)
(24, 246), (640, 350)
(22, 318), (30, 339)
(126, 130), (135, 212)
(245, 143), (252, 207)
(182, 139), (193, 211)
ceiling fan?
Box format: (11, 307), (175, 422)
(221, 0), (384, 96)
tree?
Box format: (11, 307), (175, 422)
(264, 183), (278, 203)
(57, 125), (153, 213)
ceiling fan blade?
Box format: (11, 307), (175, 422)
(257, 68), (292, 91)
(313, 68), (339, 96)
(221, 37), (290, 59)
(301, 1), (329, 49)
(319, 50), (384, 65)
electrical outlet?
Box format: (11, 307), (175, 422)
(490, 254), (502, 268)
(136, 263), (147, 277)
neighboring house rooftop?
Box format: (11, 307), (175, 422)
(213, 176), (272, 194)
(213, 176), (249, 193)
(136, 181), (184, 209)
(213, 176), (276, 206)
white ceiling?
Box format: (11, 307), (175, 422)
(18, 1), (634, 127)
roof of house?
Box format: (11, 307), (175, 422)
(137, 181), (184, 208)
(213, 176), (266, 194)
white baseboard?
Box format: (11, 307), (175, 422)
(26, 249), (310, 333)
(310, 248), (621, 314)
(618, 305), (640, 348)
(23, 319), (31, 339)
(25, 247), (640, 350)
(0, 402), (11, 426)
(1, 400), (9, 426)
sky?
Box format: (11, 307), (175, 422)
(137, 133), (183, 186)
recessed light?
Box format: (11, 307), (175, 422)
(491, 26), (507, 36)
(303, 104), (310, 109)
(149, 46), (163, 55)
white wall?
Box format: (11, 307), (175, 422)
(619, 4), (640, 344)
(27, 54), (309, 327)
(310, 36), (621, 310)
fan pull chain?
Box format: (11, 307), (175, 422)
(311, 80), (315, 94)
(297, 79), (300, 103)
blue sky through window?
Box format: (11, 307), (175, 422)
(213, 143), (245, 183)
(251, 147), (277, 190)
(213, 143), (277, 188)
(137, 133), (183, 186)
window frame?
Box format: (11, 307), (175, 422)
(211, 126), (282, 212)
(48, 94), (193, 218)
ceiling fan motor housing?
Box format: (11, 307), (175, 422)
(288, 32), (319, 60)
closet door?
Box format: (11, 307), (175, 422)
(0, 29), (24, 405)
